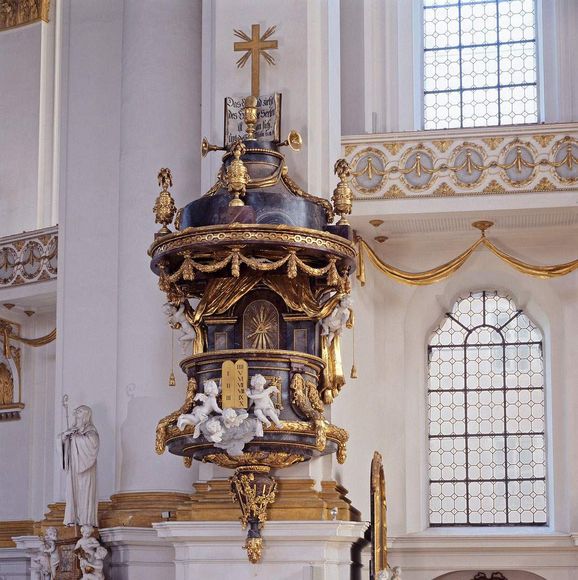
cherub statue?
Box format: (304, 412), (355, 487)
(163, 301), (196, 354)
(203, 417), (224, 443)
(247, 374), (282, 434)
(74, 525), (108, 580)
(44, 527), (60, 579)
(74, 525), (100, 565)
(81, 545), (107, 580)
(177, 379), (222, 437)
(31, 527), (59, 579)
(222, 407), (248, 429)
(320, 295), (353, 344)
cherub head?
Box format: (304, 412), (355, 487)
(204, 417), (223, 442)
(80, 525), (93, 538)
(222, 408), (247, 429)
(45, 527), (58, 541)
(203, 379), (219, 397)
(250, 374), (267, 392)
(162, 302), (176, 317)
(340, 295), (353, 309)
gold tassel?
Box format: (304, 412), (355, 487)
(169, 330), (176, 387)
(327, 258), (339, 286)
(350, 318), (358, 379)
(231, 249), (240, 277)
(287, 251), (298, 278)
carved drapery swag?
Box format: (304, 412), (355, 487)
(357, 226), (578, 286)
(185, 273), (347, 394)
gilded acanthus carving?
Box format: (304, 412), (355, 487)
(0, 0), (49, 31)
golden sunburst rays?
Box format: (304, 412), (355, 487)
(245, 303), (278, 350)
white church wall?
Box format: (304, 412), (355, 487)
(0, 24), (42, 236)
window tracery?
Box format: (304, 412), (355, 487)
(423, 0), (539, 129)
(428, 291), (547, 526)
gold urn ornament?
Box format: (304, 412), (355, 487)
(226, 141), (251, 207)
(332, 159), (353, 226)
(153, 168), (177, 235)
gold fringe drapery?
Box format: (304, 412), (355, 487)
(357, 222), (578, 286)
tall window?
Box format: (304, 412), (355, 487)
(423, 0), (538, 129)
(428, 291), (547, 526)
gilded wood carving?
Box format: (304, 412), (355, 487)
(0, 0), (49, 31)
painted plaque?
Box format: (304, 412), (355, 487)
(224, 93), (281, 146)
(221, 359), (248, 409)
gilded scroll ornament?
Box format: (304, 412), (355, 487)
(155, 377), (197, 454)
(290, 373), (324, 420)
(230, 467), (277, 564)
(370, 451), (387, 580)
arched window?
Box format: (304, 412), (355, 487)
(423, 0), (539, 129)
(428, 291), (547, 526)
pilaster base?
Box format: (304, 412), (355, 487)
(154, 520), (369, 580)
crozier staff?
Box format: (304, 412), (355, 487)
(61, 405), (99, 527)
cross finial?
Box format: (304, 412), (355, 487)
(234, 24), (278, 97)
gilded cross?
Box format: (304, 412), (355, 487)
(234, 24), (278, 97)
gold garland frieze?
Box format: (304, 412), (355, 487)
(149, 224), (356, 261)
(203, 451), (306, 469)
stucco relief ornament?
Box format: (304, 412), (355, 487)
(320, 295), (353, 344)
(163, 301), (196, 353)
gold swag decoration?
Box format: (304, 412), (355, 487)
(1, 322), (56, 359)
(357, 221), (578, 286)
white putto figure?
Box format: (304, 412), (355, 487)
(61, 405), (99, 527)
(163, 301), (196, 354)
(247, 374), (282, 435)
(177, 379), (222, 438)
(320, 295), (353, 344)
(31, 527), (59, 580)
(74, 525), (107, 580)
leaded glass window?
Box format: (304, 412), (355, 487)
(428, 291), (547, 526)
(423, 0), (539, 129)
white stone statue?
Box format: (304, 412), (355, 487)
(74, 525), (107, 580)
(320, 295), (353, 344)
(31, 527), (59, 579)
(247, 374), (282, 434)
(177, 379), (222, 437)
(222, 407), (248, 429)
(163, 301), (196, 353)
(61, 405), (99, 527)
